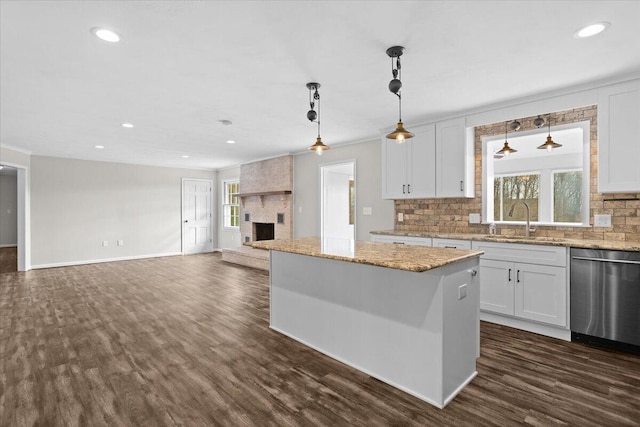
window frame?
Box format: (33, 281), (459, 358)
(222, 179), (240, 230)
(482, 120), (590, 227)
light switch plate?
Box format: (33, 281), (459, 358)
(363, 207), (373, 215)
(398, 212), (404, 222)
(594, 214), (612, 227)
(458, 284), (467, 300)
(469, 213), (481, 224)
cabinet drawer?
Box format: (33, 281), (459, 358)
(432, 238), (472, 250)
(471, 241), (567, 267)
(370, 234), (432, 246)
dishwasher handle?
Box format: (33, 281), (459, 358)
(571, 256), (640, 265)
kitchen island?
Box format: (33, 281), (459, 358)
(252, 237), (483, 408)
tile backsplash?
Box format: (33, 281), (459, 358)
(394, 105), (640, 242)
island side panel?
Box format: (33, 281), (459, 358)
(269, 250), (446, 407)
(441, 258), (480, 406)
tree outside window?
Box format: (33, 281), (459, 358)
(223, 180), (239, 229)
(553, 170), (582, 223)
(494, 174), (540, 221)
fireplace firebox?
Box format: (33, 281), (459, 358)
(253, 222), (275, 241)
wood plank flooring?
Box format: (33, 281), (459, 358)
(0, 247), (17, 274)
(1, 252), (639, 426)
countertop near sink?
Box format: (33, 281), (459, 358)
(370, 230), (640, 252)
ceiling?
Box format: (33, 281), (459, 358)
(1, 1), (639, 171)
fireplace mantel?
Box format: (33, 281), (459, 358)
(237, 190), (292, 198)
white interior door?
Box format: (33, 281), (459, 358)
(182, 179), (213, 254)
(321, 162), (355, 247)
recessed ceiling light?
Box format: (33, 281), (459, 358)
(91, 27), (120, 43)
(182, 155), (190, 158)
(574, 22), (610, 39)
(121, 123), (134, 128)
(219, 120), (233, 126)
(226, 140), (236, 144)
(95, 145), (105, 149)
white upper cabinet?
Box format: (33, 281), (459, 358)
(436, 117), (475, 198)
(381, 123), (436, 199)
(598, 80), (640, 193)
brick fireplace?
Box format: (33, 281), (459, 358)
(239, 155), (293, 244)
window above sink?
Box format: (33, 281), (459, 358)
(482, 119), (591, 227)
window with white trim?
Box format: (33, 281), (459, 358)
(222, 179), (239, 229)
(483, 121), (589, 226)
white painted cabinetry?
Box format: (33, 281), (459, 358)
(472, 242), (567, 327)
(435, 117), (475, 198)
(370, 234), (432, 246)
(432, 238), (472, 249)
(472, 241), (567, 328)
(598, 80), (640, 193)
(382, 118), (474, 199)
(381, 123), (435, 199)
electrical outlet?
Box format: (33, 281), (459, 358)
(468, 213), (481, 224)
(594, 214), (612, 227)
(397, 212), (404, 222)
(458, 284), (467, 300)
(298, 206), (303, 214)
(102, 241), (108, 247)
(117, 240), (124, 246)
(363, 207), (372, 216)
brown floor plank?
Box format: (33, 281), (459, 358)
(1, 252), (639, 426)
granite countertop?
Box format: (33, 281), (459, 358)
(370, 230), (640, 251)
(251, 237), (483, 273)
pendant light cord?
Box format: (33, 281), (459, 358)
(316, 88), (321, 138)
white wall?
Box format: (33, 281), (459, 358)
(0, 173), (18, 246)
(30, 156), (216, 267)
(294, 140), (394, 241)
(216, 165), (241, 249)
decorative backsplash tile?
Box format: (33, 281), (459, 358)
(394, 106), (640, 242)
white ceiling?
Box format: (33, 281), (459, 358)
(1, 1), (639, 170)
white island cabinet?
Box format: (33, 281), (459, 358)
(254, 237), (483, 409)
(598, 79), (640, 193)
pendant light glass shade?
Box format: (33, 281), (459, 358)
(537, 113), (562, 152)
(496, 121), (517, 156)
(386, 121), (414, 143)
(385, 46), (413, 143)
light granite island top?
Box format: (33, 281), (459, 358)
(253, 236), (482, 408)
(251, 236), (483, 272)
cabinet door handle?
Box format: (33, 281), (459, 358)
(460, 180), (464, 191)
(407, 184), (411, 193)
(392, 242), (405, 245)
(444, 246), (456, 249)
(517, 270), (520, 283)
(403, 184), (406, 194)
(508, 268), (512, 282)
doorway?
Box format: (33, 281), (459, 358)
(0, 166), (18, 273)
(182, 179), (214, 254)
(321, 161), (355, 251)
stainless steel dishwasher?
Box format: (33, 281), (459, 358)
(571, 248), (640, 349)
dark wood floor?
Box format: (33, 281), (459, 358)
(0, 247), (17, 274)
(1, 253), (639, 426)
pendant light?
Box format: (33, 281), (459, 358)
(496, 121), (517, 156)
(537, 113), (562, 152)
(306, 82), (329, 155)
(385, 46), (414, 143)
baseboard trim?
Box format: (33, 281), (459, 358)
(0, 244), (18, 248)
(31, 252), (183, 269)
(480, 311), (571, 341)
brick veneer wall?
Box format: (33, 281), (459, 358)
(394, 105), (640, 242)
(240, 156), (293, 243)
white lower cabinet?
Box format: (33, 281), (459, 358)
(473, 241), (568, 328)
(370, 234), (432, 246)
(432, 238), (472, 249)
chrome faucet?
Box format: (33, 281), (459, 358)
(508, 201), (535, 237)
